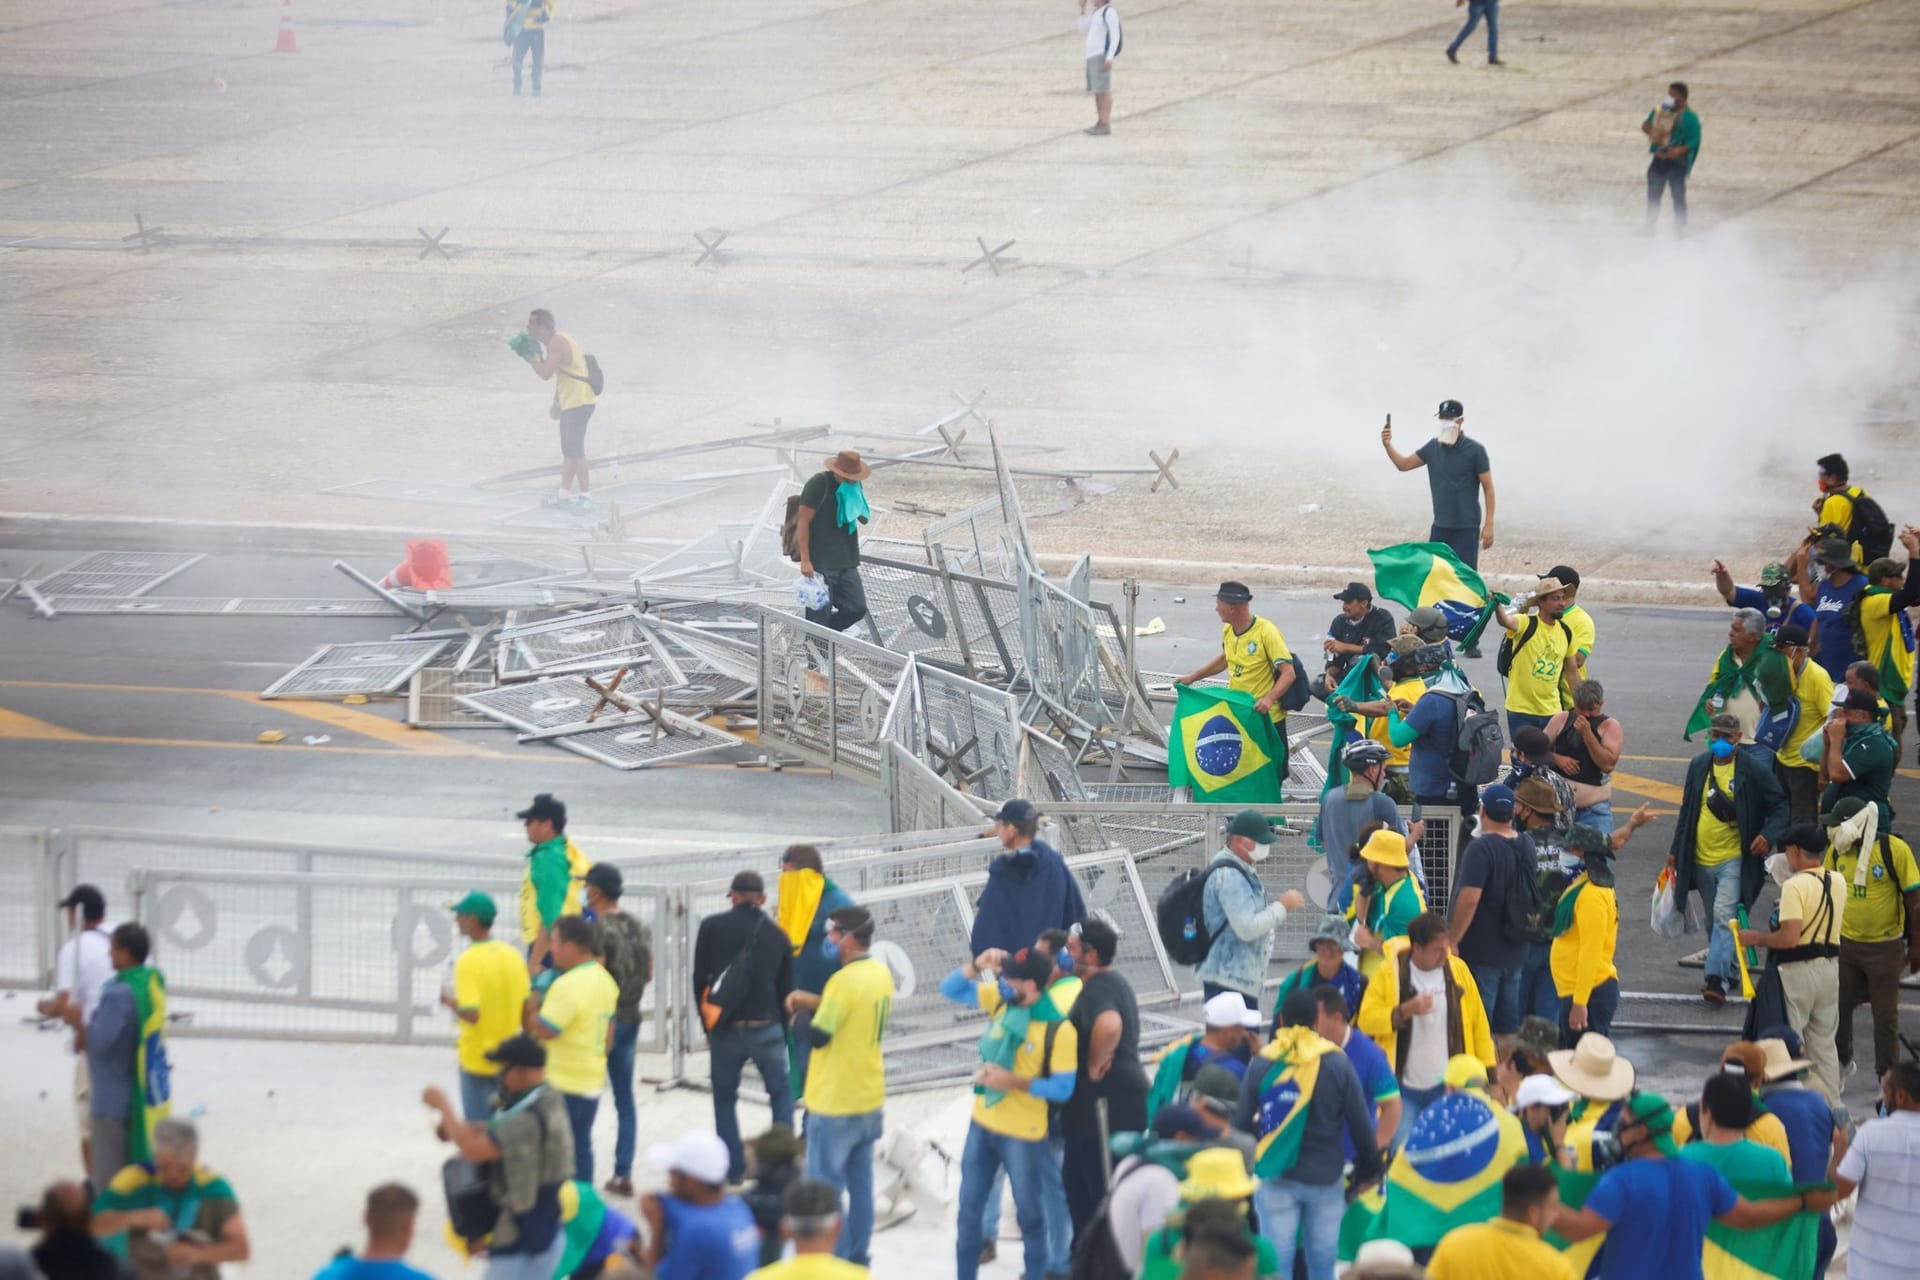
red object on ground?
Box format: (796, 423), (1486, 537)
(275, 0), (298, 53)
(383, 540), (453, 591)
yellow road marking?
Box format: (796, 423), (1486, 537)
(1607, 770), (1686, 805)
(0, 705), (92, 741)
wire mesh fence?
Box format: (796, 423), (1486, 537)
(0, 827), (54, 988)
(756, 611), (912, 781)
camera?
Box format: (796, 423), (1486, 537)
(15, 1207), (38, 1231)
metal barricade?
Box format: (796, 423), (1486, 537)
(0, 827), (54, 989)
(879, 743), (995, 832)
(756, 610), (910, 781)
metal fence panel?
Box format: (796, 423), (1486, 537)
(923, 496), (1018, 581)
(756, 610), (910, 780)
(0, 828), (52, 989)
(880, 743), (995, 833)
(262, 639), (453, 700)
(497, 607), (671, 678)
(908, 665), (1023, 801)
(35, 551), (203, 597)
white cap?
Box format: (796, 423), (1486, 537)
(646, 1130), (731, 1186)
(1204, 992), (1248, 1029)
(1513, 1074), (1575, 1110)
(1240, 1006), (1264, 1030)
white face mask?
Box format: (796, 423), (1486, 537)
(1661, 96), (1676, 110)
(1245, 840), (1271, 863)
(1437, 423), (1463, 446)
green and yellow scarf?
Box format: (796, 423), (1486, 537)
(1251, 1026), (1336, 1180)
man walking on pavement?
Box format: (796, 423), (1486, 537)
(1641, 83), (1701, 234)
(517, 793), (585, 972)
(1738, 823), (1847, 1102)
(1077, 0), (1121, 136)
(519, 309), (597, 507)
(583, 864), (651, 1196)
(1197, 810), (1308, 1010)
(1381, 401), (1496, 572)
(1177, 582), (1299, 781)
(443, 891), (532, 1123)
(796, 451), (874, 633)
(785, 906), (892, 1267)
(528, 916), (618, 1184)
(1445, 0), (1502, 66)
(39, 884), (113, 1178)
(693, 871), (796, 1184)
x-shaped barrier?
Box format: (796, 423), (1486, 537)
(962, 237), (1017, 276)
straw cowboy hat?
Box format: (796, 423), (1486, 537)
(1176, 1147), (1259, 1202)
(1532, 576), (1575, 596)
(1755, 1038), (1814, 1081)
(1350, 1239), (1424, 1278)
(823, 449), (872, 482)
(1548, 1033), (1635, 1101)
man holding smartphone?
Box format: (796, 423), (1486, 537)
(1382, 401), (1496, 572)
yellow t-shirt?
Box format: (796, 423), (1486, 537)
(1693, 762), (1742, 868)
(1563, 604), (1596, 688)
(1825, 834), (1919, 944)
(1428, 1219), (1574, 1280)
(1549, 879), (1617, 1004)
(552, 330), (596, 410)
(1670, 1107), (1793, 1165)
(1221, 616), (1292, 724)
(1501, 612), (1572, 716)
(537, 960), (619, 1095)
(804, 956), (894, 1117)
(1817, 489), (1863, 561)
(1860, 590), (1915, 693)
(746, 1255), (872, 1280)
(1367, 678), (1426, 768)
(971, 982), (1080, 1141)
(1779, 657), (1834, 773)
(1776, 869), (1846, 948)
(455, 938), (533, 1077)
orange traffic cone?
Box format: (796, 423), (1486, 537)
(274, 0), (298, 53)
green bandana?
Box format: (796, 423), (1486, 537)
(835, 480), (870, 535)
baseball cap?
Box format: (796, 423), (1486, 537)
(1204, 991), (1250, 1028)
(583, 863), (623, 900)
(992, 798), (1039, 825)
(1215, 581), (1253, 605)
(1333, 582), (1373, 603)
(515, 792), (567, 824)
(1758, 561), (1790, 587)
(1866, 557), (1902, 582)
(1444, 1054), (1489, 1091)
(1708, 712), (1742, 736)
(1480, 782), (1516, 822)
(57, 884), (106, 919)
(1513, 1074), (1575, 1109)
(1240, 1005), (1263, 1030)
(449, 890), (498, 925)
(1620, 1091), (1680, 1156)
(1842, 688), (1880, 714)
(1225, 809), (1274, 845)
(484, 1034), (547, 1069)
(729, 870), (765, 895)
(1774, 623), (1810, 648)
(647, 1130), (731, 1187)
(1188, 1064), (1242, 1112)
(1820, 796), (1869, 827)
(1151, 1103), (1212, 1140)
(1435, 399), (1464, 420)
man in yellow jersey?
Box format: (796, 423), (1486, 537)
(444, 891), (533, 1122)
(1178, 581), (1297, 781)
(1666, 714), (1788, 1005)
(1427, 1164), (1574, 1280)
(522, 308), (597, 509)
(785, 907), (892, 1267)
(530, 916), (619, 1184)
(1822, 797), (1920, 1081)
(1858, 540), (1919, 748)
(1491, 576), (1575, 737)
(1772, 624), (1832, 822)
(504, 0), (552, 97)
(517, 793), (586, 972)
(1545, 566), (1595, 689)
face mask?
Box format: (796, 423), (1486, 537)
(1661, 95), (1676, 110)
(1437, 423), (1463, 446)
(1709, 738), (1735, 761)
(1246, 842), (1271, 863)
(820, 937), (842, 964)
(996, 979), (1017, 1006)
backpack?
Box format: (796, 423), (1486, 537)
(781, 495), (804, 562)
(1155, 860), (1261, 966)
(559, 353), (605, 396)
(1438, 688), (1505, 785)
(1280, 652), (1312, 713)
(1846, 487), (1894, 562)
(1069, 1159), (1153, 1280)
(1102, 7), (1123, 57)
(1497, 616), (1573, 680)
(443, 1099), (550, 1241)
(1496, 833), (1548, 944)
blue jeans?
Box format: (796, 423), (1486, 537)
(1255, 1177), (1345, 1280)
(562, 1091), (599, 1183)
(1691, 859), (1743, 986)
(1573, 799), (1614, 835)
(1558, 977), (1620, 1047)
(1647, 158), (1689, 228)
(1398, 1082), (1445, 1142)
(979, 1135), (1070, 1274)
(806, 1109), (882, 1266)
(1520, 941), (1560, 1024)
(956, 1123), (1058, 1280)
(608, 1020), (639, 1178)
(804, 565), (868, 633)
(485, 1227), (566, 1280)
(459, 1069), (498, 1124)
(1506, 710), (1552, 738)
(1447, 0), (1499, 61)
(1469, 960), (1525, 1034)
(710, 1023), (794, 1182)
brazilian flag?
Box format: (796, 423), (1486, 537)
(1169, 686), (1283, 803)
(117, 965), (171, 1163)
(1368, 542), (1505, 649)
(1338, 1090), (1527, 1253)
(1546, 1166), (1823, 1279)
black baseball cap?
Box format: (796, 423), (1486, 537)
(584, 863), (624, 899)
(1435, 399), (1464, 420)
(1842, 688), (1880, 714)
(1775, 623), (1810, 648)
(1333, 582), (1372, 603)
(485, 1035), (547, 1069)
(516, 793), (566, 823)
(1545, 565), (1580, 589)
(992, 798), (1039, 825)
(1215, 581), (1253, 605)
(58, 885), (106, 919)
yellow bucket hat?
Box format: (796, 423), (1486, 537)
(1177, 1147), (1260, 1202)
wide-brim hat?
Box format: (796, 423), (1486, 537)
(1358, 828), (1410, 869)
(1532, 577), (1574, 597)
(1548, 1032), (1635, 1101)
(1754, 1037), (1814, 1081)
(1814, 539), (1857, 570)
(1176, 1147), (1259, 1201)
(823, 449), (872, 482)
(1352, 1239), (1423, 1278)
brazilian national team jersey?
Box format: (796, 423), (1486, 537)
(1222, 617), (1292, 724)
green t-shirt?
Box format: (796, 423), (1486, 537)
(1140, 1224), (1278, 1280)
(1823, 722), (1897, 825)
(798, 471), (860, 571)
(1647, 107), (1703, 173)
(95, 1163), (240, 1259)
(1678, 1136), (1789, 1184)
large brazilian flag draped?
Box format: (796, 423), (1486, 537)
(117, 965), (171, 1163)
(1368, 542), (1505, 649)
(1169, 686), (1284, 803)
(1545, 1165), (1823, 1280)
(1338, 1090), (1527, 1253)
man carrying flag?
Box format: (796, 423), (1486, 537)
(1177, 581), (1297, 786)
(1236, 989), (1383, 1280)
(1685, 609), (1798, 760)
(84, 923), (170, 1192)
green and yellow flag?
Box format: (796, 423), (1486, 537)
(118, 965), (171, 1163)
(1250, 1027), (1336, 1180)
(1341, 1089), (1528, 1251)
(1368, 542), (1504, 649)
(1546, 1167), (1823, 1280)
(1169, 686), (1284, 803)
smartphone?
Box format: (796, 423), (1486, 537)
(1385, 413), (1392, 428)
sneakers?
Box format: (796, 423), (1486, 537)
(978, 1243), (997, 1265)
(602, 1176), (634, 1197)
(1702, 975), (1727, 1005)
(1461, 646), (1483, 660)
(1489, 57), (1505, 65)
(570, 493), (594, 512)
(1084, 123), (1110, 136)
(1446, 48), (1459, 64)
(541, 492), (570, 508)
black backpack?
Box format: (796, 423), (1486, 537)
(1102, 6), (1123, 57)
(1156, 860), (1260, 966)
(1070, 1159), (1153, 1280)
(1497, 616), (1573, 680)
(561, 354), (606, 396)
(1280, 652), (1312, 713)
(1847, 487), (1894, 562)
(1438, 688), (1505, 785)
(1498, 833), (1549, 944)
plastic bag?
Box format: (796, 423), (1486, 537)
(1650, 866), (1685, 939)
(795, 573), (830, 612)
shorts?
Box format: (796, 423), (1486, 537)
(73, 1054), (91, 1132)
(1085, 55), (1111, 95)
(557, 404), (594, 459)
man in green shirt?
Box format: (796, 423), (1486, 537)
(1679, 1073), (1791, 1183)
(1642, 81), (1702, 233)
(795, 450), (872, 633)
(1821, 688), (1897, 824)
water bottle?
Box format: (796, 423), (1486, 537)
(1182, 917), (1198, 943)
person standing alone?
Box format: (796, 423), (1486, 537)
(504, 0), (551, 98)
(1078, 0), (1121, 136)
(1381, 401), (1495, 571)
(1642, 82), (1701, 234)
(583, 864), (651, 1196)
(519, 310), (597, 510)
(796, 451), (873, 634)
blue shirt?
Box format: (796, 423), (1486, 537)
(1585, 1157), (1737, 1280)
(1185, 1040), (1252, 1082)
(1340, 1028), (1397, 1161)
(1729, 586), (1815, 638)
(1812, 573), (1866, 680)
(1759, 1084), (1841, 1183)
(655, 1193), (760, 1280)
(1404, 692), (1458, 799)
(313, 1259), (436, 1280)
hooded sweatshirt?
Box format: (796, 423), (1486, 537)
(969, 839), (1085, 954)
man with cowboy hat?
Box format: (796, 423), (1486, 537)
(795, 450), (874, 633)
(1178, 580), (1299, 782)
(1490, 574), (1579, 737)
(1546, 1033), (1634, 1171)
(1752, 1027), (1848, 1280)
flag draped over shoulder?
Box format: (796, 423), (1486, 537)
(1339, 1090), (1527, 1251)
(1704, 1178), (1822, 1280)
(1544, 1167), (1606, 1277)
(118, 965), (171, 1163)
(1684, 643), (1796, 740)
(1863, 586), (1915, 702)
(1368, 542), (1506, 648)
(1250, 1027), (1336, 1180)
(1169, 686), (1284, 803)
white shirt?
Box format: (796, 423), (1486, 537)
(1402, 960), (1450, 1090)
(1105, 1155), (1181, 1273)
(54, 925), (115, 1051)
(1079, 5), (1120, 60)
(1839, 1110), (1920, 1280)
